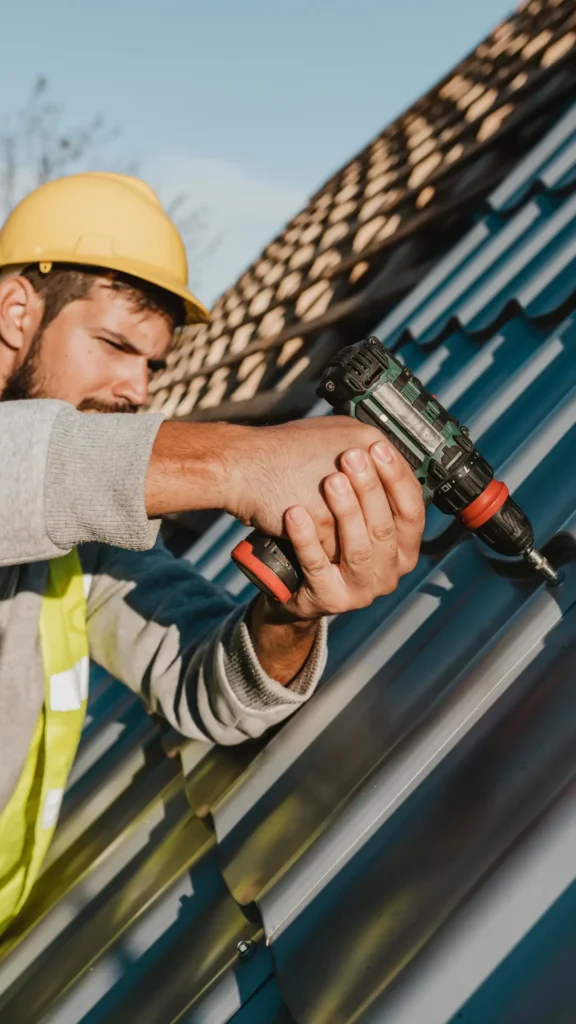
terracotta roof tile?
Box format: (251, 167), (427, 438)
(147, 0), (576, 423)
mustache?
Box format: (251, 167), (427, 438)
(77, 399), (139, 414)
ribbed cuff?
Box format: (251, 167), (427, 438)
(223, 606), (328, 711)
(45, 407), (165, 551)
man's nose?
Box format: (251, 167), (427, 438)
(112, 363), (149, 408)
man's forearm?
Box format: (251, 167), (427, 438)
(145, 420), (249, 517)
(248, 595), (320, 686)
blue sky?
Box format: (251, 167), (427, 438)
(0, 0), (511, 303)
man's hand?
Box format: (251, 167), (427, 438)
(146, 416), (424, 572)
(147, 416), (381, 542)
(225, 416), (416, 560)
(247, 441), (425, 684)
(283, 440), (424, 617)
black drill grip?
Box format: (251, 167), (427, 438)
(231, 531), (303, 603)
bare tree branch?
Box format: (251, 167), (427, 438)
(0, 76), (118, 218)
(164, 193), (223, 290)
(0, 76), (221, 289)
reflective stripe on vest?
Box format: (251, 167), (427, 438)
(0, 550), (89, 936)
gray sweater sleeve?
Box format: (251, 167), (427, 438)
(0, 399), (164, 566)
(82, 539), (327, 744)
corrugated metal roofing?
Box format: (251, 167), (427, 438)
(376, 103), (576, 347)
(145, 0), (576, 424)
(0, 67), (575, 1024)
(488, 96), (576, 209)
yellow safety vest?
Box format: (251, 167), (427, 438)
(0, 550), (89, 936)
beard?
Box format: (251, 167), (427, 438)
(1, 330), (137, 414)
(0, 328), (44, 401)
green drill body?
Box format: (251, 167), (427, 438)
(336, 351), (471, 508)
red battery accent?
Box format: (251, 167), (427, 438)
(231, 539), (293, 603)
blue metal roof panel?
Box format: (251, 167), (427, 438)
(373, 100), (576, 349)
(419, 313), (576, 542)
(370, 221), (494, 351)
(540, 133), (576, 192)
(395, 189), (576, 346)
(352, 718), (576, 1024)
(268, 573), (576, 1022)
(227, 979), (296, 1024)
(444, 859), (576, 1024)
(407, 202), (545, 343)
(488, 100), (576, 212)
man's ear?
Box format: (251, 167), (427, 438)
(0, 276), (42, 354)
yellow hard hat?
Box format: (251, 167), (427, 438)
(0, 172), (210, 325)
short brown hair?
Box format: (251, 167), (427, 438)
(21, 263), (186, 335)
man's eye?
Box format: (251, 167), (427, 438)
(100, 338), (124, 353)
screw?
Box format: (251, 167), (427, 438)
(325, 380), (336, 392)
(236, 939), (256, 962)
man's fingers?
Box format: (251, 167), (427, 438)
(339, 448), (398, 588)
(323, 473), (373, 592)
(370, 441), (425, 572)
(283, 442), (424, 620)
(285, 506), (331, 582)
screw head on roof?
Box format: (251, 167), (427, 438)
(236, 938), (256, 962)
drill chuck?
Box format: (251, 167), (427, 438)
(461, 488), (534, 557)
(523, 548), (563, 586)
(231, 337), (561, 598)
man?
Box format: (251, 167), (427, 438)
(0, 172), (425, 934)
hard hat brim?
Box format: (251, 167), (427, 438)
(167, 281), (211, 325)
(3, 251), (211, 326)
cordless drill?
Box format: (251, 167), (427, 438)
(231, 336), (561, 602)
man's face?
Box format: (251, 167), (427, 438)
(1, 279), (172, 411)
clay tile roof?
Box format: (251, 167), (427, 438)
(147, 0), (576, 424)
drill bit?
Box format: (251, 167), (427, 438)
(523, 547), (563, 586)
